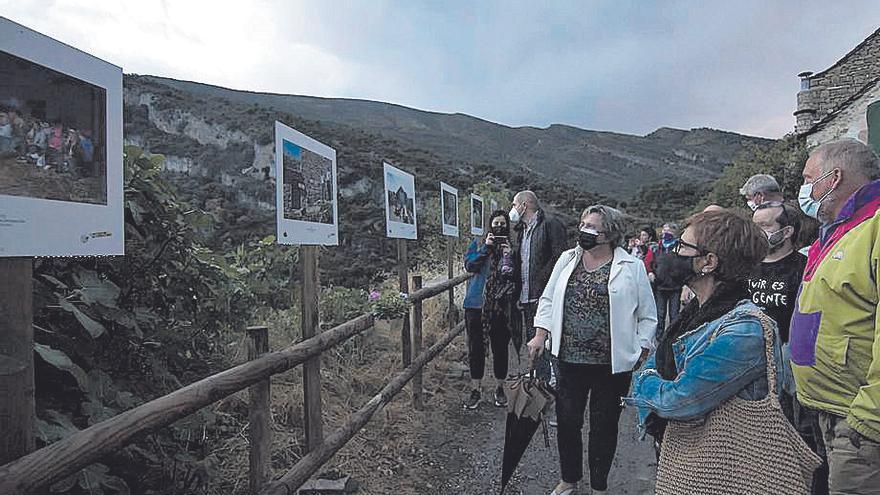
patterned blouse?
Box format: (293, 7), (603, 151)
(558, 259), (612, 364)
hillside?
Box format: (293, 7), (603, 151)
(121, 74), (773, 284)
(128, 75), (773, 196)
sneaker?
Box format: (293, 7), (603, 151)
(550, 481), (577, 495)
(494, 385), (508, 407)
(463, 389), (481, 410)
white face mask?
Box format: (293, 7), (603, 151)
(509, 205), (522, 224)
(747, 200), (758, 211)
(798, 169), (837, 220)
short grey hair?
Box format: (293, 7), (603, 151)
(812, 139), (880, 181)
(739, 174), (781, 197)
(581, 204), (625, 247)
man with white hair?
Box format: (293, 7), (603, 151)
(790, 139), (880, 494)
(740, 173), (784, 211)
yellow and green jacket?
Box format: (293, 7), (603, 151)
(790, 179), (880, 442)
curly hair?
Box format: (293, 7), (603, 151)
(683, 210), (768, 282)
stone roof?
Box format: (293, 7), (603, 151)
(795, 27), (880, 135)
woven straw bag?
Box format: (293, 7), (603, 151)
(655, 311), (822, 495)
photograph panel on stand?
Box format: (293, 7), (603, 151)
(383, 162), (417, 239)
(0, 17), (123, 256)
(470, 193), (484, 236)
(440, 181), (458, 237)
(490, 198), (498, 213)
(275, 121), (338, 245)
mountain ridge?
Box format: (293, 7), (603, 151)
(131, 74), (773, 197)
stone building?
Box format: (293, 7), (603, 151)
(794, 27), (880, 151)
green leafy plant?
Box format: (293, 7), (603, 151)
(368, 290), (410, 320)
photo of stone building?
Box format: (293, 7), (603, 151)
(281, 138), (334, 224)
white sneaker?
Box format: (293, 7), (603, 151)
(550, 481), (577, 495)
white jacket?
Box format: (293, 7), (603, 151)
(533, 246), (658, 374)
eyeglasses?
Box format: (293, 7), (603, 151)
(754, 201), (786, 211)
(671, 237), (705, 256)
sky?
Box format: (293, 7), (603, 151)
(4, 1), (880, 138)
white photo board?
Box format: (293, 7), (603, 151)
(383, 162), (417, 239)
(0, 17), (123, 257)
(490, 199), (498, 213)
(440, 181), (458, 237)
(470, 193), (484, 236)
(275, 121), (338, 245)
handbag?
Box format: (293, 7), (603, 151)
(655, 311), (822, 495)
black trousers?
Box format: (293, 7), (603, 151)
(655, 288), (681, 340)
(556, 361), (631, 490)
(464, 308), (509, 381)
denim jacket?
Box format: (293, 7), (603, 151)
(623, 300), (784, 436)
(463, 240), (490, 309)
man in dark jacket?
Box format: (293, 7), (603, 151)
(649, 224), (684, 340)
(510, 190), (567, 382)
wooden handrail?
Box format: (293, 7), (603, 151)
(0, 314), (374, 495)
(261, 320), (467, 495)
(0, 272), (473, 494)
(408, 272), (473, 303)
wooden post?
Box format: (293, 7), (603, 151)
(246, 325), (271, 493)
(446, 238), (455, 330)
(0, 257), (35, 465)
(300, 246), (323, 451)
(397, 239), (411, 367)
(410, 275), (423, 410)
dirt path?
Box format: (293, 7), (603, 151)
(393, 344), (658, 495)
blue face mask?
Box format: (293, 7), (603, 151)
(798, 169), (837, 219)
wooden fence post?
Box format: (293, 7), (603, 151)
(246, 325), (271, 493)
(410, 275), (423, 410)
(300, 246), (323, 451)
(0, 257), (35, 465)
(446, 238), (455, 330)
(397, 239), (411, 367)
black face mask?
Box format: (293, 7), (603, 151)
(665, 253), (701, 287)
(491, 226), (507, 237)
(578, 230), (601, 251)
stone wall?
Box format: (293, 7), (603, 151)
(796, 28), (880, 134)
(807, 79), (880, 147)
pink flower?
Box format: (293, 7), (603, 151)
(369, 291), (381, 301)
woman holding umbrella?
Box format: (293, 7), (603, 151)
(527, 205), (657, 495)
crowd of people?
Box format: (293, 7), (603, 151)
(461, 138), (880, 494)
(0, 107), (96, 176)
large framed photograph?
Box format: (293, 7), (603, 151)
(0, 17), (123, 257)
(275, 121), (338, 245)
(383, 162), (417, 239)
(471, 193), (484, 236)
(440, 181), (458, 237)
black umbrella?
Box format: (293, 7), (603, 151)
(500, 373), (556, 494)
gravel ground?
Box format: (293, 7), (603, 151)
(385, 344), (658, 495)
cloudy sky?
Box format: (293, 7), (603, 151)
(4, 1), (880, 138)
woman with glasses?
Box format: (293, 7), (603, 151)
(527, 205), (657, 495)
(623, 210), (797, 493)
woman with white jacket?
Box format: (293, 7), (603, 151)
(527, 205), (657, 495)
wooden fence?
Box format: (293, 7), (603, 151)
(0, 261), (474, 495)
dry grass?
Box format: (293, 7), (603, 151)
(207, 270), (470, 494)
